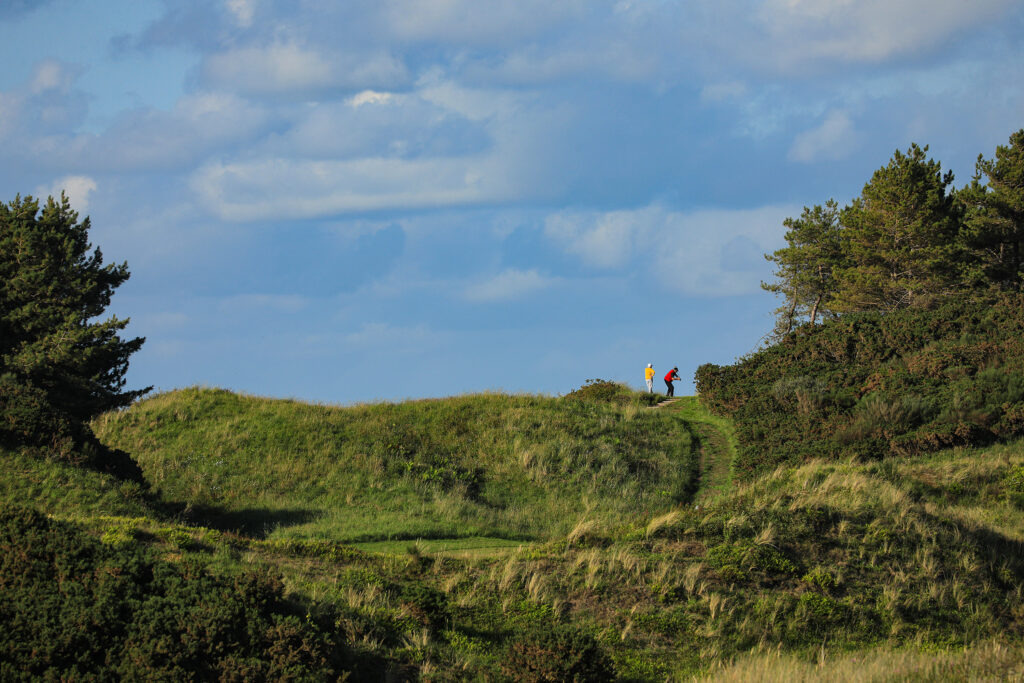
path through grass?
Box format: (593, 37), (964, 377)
(661, 395), (737, 502)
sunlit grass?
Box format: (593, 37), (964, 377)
(5, 386), (1022, 680)
(92, 386), (697, 544)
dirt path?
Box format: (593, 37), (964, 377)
(656, 396), (736, 503)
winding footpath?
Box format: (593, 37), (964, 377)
(650, 395), (737, 503)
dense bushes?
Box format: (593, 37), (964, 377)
(696, 293), (1024, 477)
(501, 625), (615, 682)
(564, 378), (660, 407)
(0, 374), (145, 483)
(0, 506), (348, 680)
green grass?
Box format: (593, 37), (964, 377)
(663, 395), (738, 501)
(352, 536), (530, 558)
(92, 387), (697, 544)
(0, 447), (155, 520)
(5, 387), (1024, 679)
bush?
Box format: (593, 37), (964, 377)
(0, 375), (80, 459)
(0, 374), (146, 484)
(565, 379), (658, 407)
(501, 625), (615, 682)
(0, 505), (349, 681)
(696, 293), (1024, 478)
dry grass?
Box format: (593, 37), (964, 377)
(693, 640), (1024, 682)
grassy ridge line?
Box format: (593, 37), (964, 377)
(92, 387), (698, 545)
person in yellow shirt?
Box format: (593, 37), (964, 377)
(644, 363), (655, 393)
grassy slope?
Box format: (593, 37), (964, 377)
(0, 447), (154, 520)
(663, 396), (739, 501)
(5, 388), (1024, 679)
(92, 387), (697, 544)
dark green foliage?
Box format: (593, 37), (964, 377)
(705, 539), (797, 581)
(763, 132), (1024, 336)
(0, 505), (348, 681)
(959, 129), (1024, 290)
(696, 293), (1024, 477)
(501, 626), (615, 682)
(398, 582), (448, 629)
(565, 378), (659, 407)
(762, 200), (843, 337)
(0, 194), (149, 473)
(835, 143), (961, 312)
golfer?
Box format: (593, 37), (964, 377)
(664, 367), (680, 397)
(644, 363), (655, 393)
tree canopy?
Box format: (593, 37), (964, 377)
(0, 194), (149, 462)
(763, 130), (1024, 337)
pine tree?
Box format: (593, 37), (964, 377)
(959, 129), (1024, 290)
(0, 193), (149, 453)
(834, 144), (961, 312)
(762, 200), (844, 337)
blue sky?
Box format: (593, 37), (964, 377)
(2, 0), (1022, 403)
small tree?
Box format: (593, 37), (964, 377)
(762, 200), (844, 337)
(0, 193), (149, 459)
(959, 129), (1024, 291)
(834, 144), (961, 312)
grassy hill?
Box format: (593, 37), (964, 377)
(4, 386), (1024, 679)
(91, 387), (697, 546)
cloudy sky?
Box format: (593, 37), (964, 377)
(2, 0), (1022, 403)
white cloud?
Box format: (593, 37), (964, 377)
(545, 208), (655, 268)
(382, 0), (587, 45)
(34, 92), (271, 171)
(30, 59), (72, 94)
(347, 90), (394, 107)
(464, 268), (554, 302)
(472, 42), (660, 85)
(754, 0), (1018, 68)
(192, 154), (525, 220)
(226, 0), (255, 28)
(201, 42), (408, 95)
(36, 175), (97, 213)
(189, 78), (564, 220)
(788, 110), (857, 163)
(545, 204), (796, 296)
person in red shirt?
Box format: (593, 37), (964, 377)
(664, 367), (680, 397)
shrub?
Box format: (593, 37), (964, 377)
(565, 379), (658, 407)
(696, 293), (1024, 477)
(501, 626), (615, 682)
(0, 505), (349, 681)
